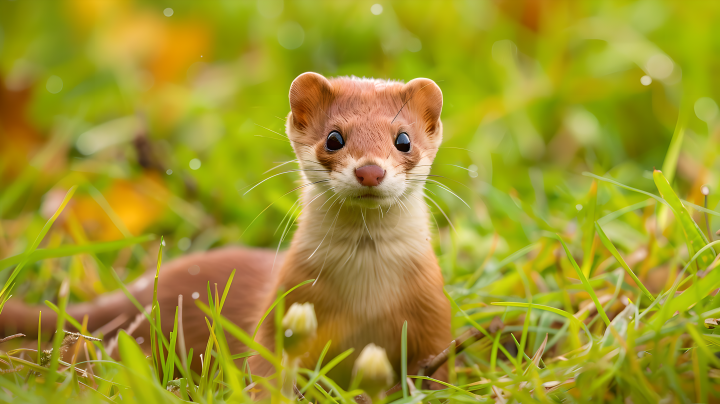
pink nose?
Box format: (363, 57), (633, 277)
(355, 165), (385, 187)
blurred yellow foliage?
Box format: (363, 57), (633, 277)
(58, 174), (167, 241)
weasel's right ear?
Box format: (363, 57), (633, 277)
(401, 78), (443, 136)
(289, 72), (333, 131)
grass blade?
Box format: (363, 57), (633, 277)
(556, 234), (611, 326)
(468, 243), (540, 290)
(490, 302), (593, 344)
(162, 307), (179, 387)
(661, 98), (689, 183)
(46, 280), (70, 386)
(299, 348), (354, 395)
(659, 240), (720, 320)
(653, 169), (716, 270)
(0, 185), (77, 310)
(581, 181), (598, 276)
(0, 234), (155, 271)
(401, 320), (408, 398)
(150, 237), (164, 379)
(251, 278), (315, 340)
(595, 222), (653, 301)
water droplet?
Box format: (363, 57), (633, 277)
(566, 107), (599, 145)
(188, 265), (201, 275)
(646, 54), (673, 79)
(640, 75), (652, 86)
(192, 292), (200, 300)
(492, 40), (517, 65)
(695, 97), (719, 123)
(178, 237), (191, 251)
(467, 164), (479, 178)
(257, 0), (283, 18)
(135, 278), (149, 291)
(189, 158), (201, 170)
(136, 337), (145, 344)
(576, 204), (583, 211)
(407, 37), (422, 52)
(166, 169), (173, 175)
(371, 4), (383, 15)
(163, 8), (174, 17)
(277, 21), (304, 49)
(285, 329), (293, 337)
(46, 75), (63, 94)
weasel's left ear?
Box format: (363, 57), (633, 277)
(289, 72), (334, 132)
(402, 78), (443, 135)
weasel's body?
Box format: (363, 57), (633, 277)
(1, 73), (452, 389)
(253, 194), (450, 386)
(2, 248), (279, 368)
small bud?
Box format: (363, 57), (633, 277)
(353, 343), (394, 400)
(282, 303), (317, 357)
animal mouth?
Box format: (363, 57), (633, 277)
(356, 194), (379, 199)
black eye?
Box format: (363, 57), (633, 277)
(325, 131), (345, 151)
(395, 132), (411, 152)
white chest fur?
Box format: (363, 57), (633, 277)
(289, 190), (434, 317)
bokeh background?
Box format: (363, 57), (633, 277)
(1, 0), (720, 303)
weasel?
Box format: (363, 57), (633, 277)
(1, 72), (452, 389)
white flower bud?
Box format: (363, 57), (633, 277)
(353, 343), (394, 400)
(282, 303), (317, 356)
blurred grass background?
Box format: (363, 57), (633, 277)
(2, 0), (720, 402)
(3, 0), (718, 258)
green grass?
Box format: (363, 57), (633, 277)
(3, 0), (720, 402)
(1, 165), (720, 400)
(5, 160), (720, 402)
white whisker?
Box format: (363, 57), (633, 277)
(316, 198), (346, 285)
(272, 187), (333, 272)
(264, 159), (298, 175)
(240, 179), (331, 238)
(243, 169), (329, 196)
(274, 197), (302, 236)
(309, 198), (345, 260)
(423, 194), (456, 234)
(360, 208), (372, 240)
(405, 179), (470, 208)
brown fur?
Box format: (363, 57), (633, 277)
(1, 73), (452, 391)
(297, 76), (442, 175)
(1, 247), (278, 370)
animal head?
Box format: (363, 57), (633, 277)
(286, 72), (443, 209)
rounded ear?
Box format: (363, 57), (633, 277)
(401, 78), (443, 135)
(289, 72), (334, 131)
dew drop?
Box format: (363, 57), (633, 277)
(178, 237), (191, 251)
(46, 75), (63, 94)
(277, 21), (304, 50)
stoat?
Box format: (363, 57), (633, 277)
(1, 72), (452, 389)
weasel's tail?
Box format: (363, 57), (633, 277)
(0, 290), (141, 338)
